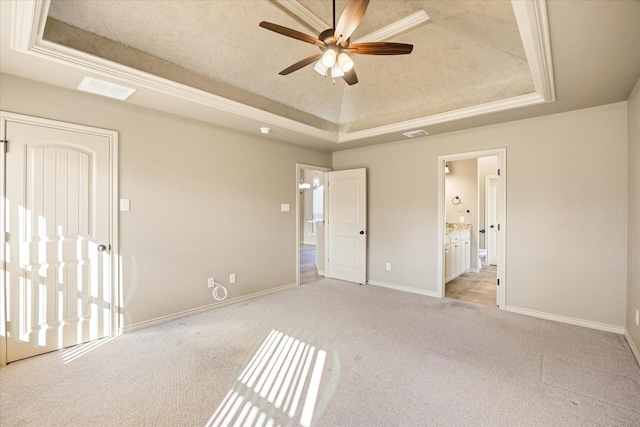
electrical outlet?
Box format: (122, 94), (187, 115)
(230, 273), (236, 284)
(636, 309), (639, 326)
(208, 277), (215, 288)
(385, 262), (391, 271)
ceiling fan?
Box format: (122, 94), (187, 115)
(259, 0), (413, 86)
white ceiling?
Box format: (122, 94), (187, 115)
(1, 0), (639, 151)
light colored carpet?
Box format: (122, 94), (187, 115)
(1, 278), (639, 426)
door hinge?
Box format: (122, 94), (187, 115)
(0, 140), (7, 154)
(497, 224), (501, 231)
(497, 278), (500, 286)
(498, 168), (501, 176)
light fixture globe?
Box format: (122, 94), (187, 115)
(321, 48), (337, 67)
(338, 53), (354, 72)
(314, 60), (329, 76)
(331, 64), (344, 78)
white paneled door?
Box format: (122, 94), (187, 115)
(327, 168), (367, 284)
(2, 114), (115, 363)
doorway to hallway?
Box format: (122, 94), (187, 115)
(299, 244), (323, 285)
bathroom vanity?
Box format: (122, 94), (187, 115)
(444, 229), (471, 283)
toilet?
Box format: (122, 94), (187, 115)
(478, 248), (487, 268)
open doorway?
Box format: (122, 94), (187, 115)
(437, 149), (506, 308)
(296, 164), (330, 285)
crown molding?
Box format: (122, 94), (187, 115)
(512, 0), (556, 102)
(337, 92), (545, 143)
(273, 0), (329, 34)
(354, 10), (431, 43)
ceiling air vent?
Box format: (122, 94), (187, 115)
(402, 129), (429, 138)
(78, 77), (136, 100)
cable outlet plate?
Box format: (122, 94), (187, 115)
(208, 277), (215, 288)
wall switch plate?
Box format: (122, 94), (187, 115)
(281, 204), (290, 212)
(120, 199), (130, 211)
(208, 277), (215, 288)
(385, 262), (391, 271)
(230, 273), (236, 284)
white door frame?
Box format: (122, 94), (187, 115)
(437, 148), (507, 308)
(485, 175), (499, 266)
(295, 163), (331, 286)
(0, 111), (119, 366)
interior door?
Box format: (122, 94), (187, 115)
(486, 176), (499, 266)
(327, 168), (367, 284)
(3, 115), (113, 363)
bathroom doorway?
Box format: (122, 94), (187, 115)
(437, 149), (506, 308)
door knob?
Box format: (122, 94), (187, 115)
(359, 230), (366, 235)
(98, 244), (109, 252)
(490, 225), (495, 229)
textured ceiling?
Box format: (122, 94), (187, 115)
(43, 0), (533, 135)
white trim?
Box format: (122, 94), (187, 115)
(437, 149), (506, 308)
(339, 93), (544, 143)
(511, 0), (556, 102)
(0, 115), (7, 367)
(0, 110), (119, 366)
(354, 11), (431, 43)
(29, 39), (338, 143)
(11, 0), (555, 145)
(505, 305), (625, 335)
(121, 282), (298, 334)
(625, 331), (640, 366)
(367, 280), (440, 299)
(273, 0), (328, 34)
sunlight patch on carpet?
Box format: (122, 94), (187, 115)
(61, 336), (116, 364)
(206, 329), (335, 427)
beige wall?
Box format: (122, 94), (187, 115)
(333, 102), (628, 328)
(0, 73), (331, 328)
(627, 78), (640, 353)
(445, 159), (479, 269)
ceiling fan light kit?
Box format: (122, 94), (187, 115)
(259, 0), (413, 86)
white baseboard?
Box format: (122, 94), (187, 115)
(505, 305), (625, 334)
(120, 282), (298, 334)
(625, 330), (640, 366)
(367, 280), (440, 298)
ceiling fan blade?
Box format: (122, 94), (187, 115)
(279, 53), (323, 75)
(343, 68), (358, 86)
(259, 21), (324, 47)
(334, 0), (370, 43)
(346, 42), (413, 55)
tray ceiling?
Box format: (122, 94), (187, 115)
(40, 0), (540, 142)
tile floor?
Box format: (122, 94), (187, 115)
(446, 265), (497, 306)
(300, 244), (324, 285)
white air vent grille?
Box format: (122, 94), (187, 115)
(78, 77), (136, 100)
(402, 129), (429, 138)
